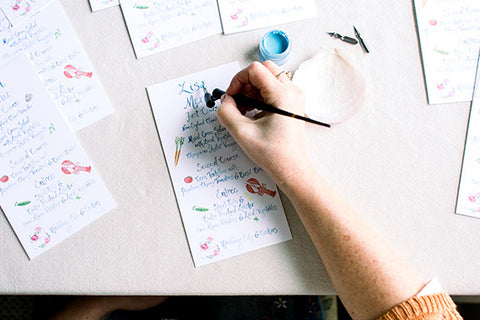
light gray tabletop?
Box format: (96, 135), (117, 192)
(1, 0), (479, 295)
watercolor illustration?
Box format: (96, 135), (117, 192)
(435, 78), (455, 99)
(30, 226), (51, 250)
(174, 136), (184, 166)
(192, 206), (209, 212)
(1, 175), (9, 183)
(246, 178), (276, 198)
(433, 47), (449, 55)
(133, 4), (149, 9)
(466, 192), (480, 213)
(61, 160), (92, 175)
(48, 123), (55, 134)
(10, 0), (31, 16)
(15, 200), (31, 207)
(200, 236), (220, 259)
(141, 31), (160, 51)
(63, 65), (93, 79)
(230, 9), (248, 28)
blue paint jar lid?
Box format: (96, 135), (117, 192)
(259, 30), (291, 66)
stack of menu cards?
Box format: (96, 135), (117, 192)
(0, 55), (116, 259)
(0, 0), (114, 131)
(0, 1), (116, 259)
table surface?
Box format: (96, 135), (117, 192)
(1, 0), (479, 295)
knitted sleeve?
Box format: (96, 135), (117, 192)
(377, 292), (463, 320)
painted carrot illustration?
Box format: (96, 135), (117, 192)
(64, 65), (93, 79)
(246, 178), (276, 198)
(174, 136), (184, 166)
(61, 160), (92, 175)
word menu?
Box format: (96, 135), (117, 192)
(147, 62), (292, 267)
(414, 0), (480, 104)
(0, 0), (114, 131)
(0, 55), (115, 259)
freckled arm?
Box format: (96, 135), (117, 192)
(276, 163), (425, 320)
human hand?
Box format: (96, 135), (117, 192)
(217, 61), (311, 185)
(49, 296), (167, 320)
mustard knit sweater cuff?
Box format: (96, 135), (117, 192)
(377, 291), (463, 320)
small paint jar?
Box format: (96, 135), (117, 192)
(259, 30), (291, 66)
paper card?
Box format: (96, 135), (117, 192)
(0, 54), (116, 259)
(89, 0), (119, 12)
(0, 0), (52, 27)
(413, 0), (480, 104)
(147, 62), (292, 267)
(456, 51), (480, 218)
(0, 0), (114, 132)
(216, 0), (317, 34)
(120, 0), (222, 59)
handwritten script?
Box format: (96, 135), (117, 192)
(216, 0), (317, 34)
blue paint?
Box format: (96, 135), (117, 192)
(264, 33), (288, 54)
(259, 30), (291, 66)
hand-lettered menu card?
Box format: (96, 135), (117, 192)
(456, 52), (480, 218)
(120, 0), (222, 59)
(216, 0), (317, 34)
(414, 0), (480, 104)
(89, 0), (119, 12)
(0, 0), (114, 131)
(0, 55), (116, 259)
(0, 0), (52, 27)
(147, 62), (292, 267)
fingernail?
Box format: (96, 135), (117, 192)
(220, 94), (226, 103)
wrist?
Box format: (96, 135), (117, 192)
(269, 158), (317, 194)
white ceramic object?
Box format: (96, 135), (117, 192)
(292, 48), (366, 124)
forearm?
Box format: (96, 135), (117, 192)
(50, 297), (113, 320)
(49, 296), (167, 320)
(275, 163), (425, 320)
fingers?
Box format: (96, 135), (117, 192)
(216, 95), (250, 134)
(262, 60), (282, 76)
(221, 60), (301, 119)
(226, 61), (280, 97)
